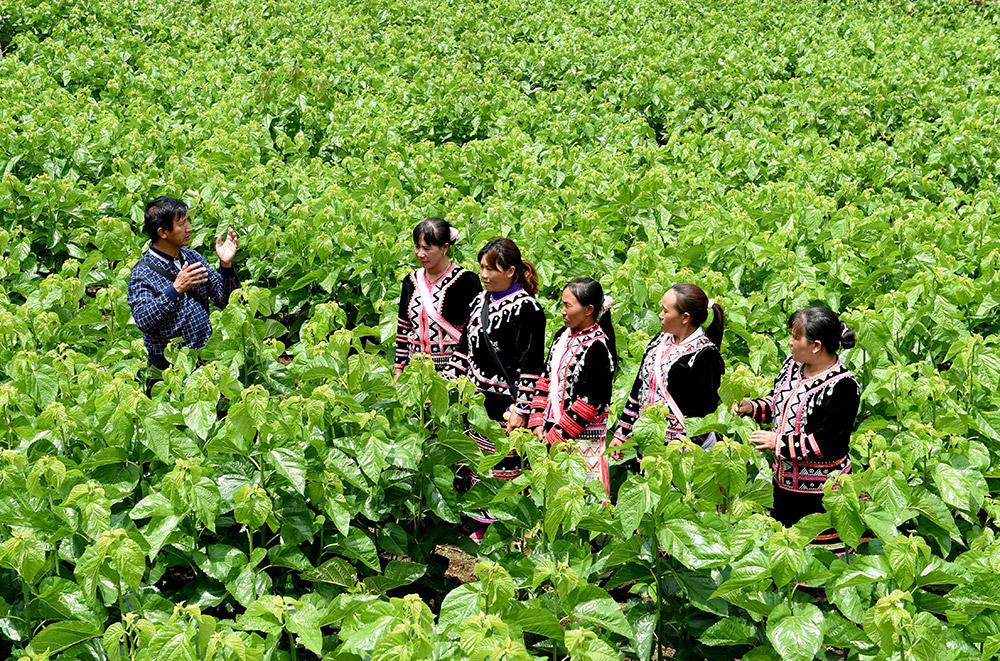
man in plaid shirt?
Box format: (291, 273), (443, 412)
(127, 196), (241, 395)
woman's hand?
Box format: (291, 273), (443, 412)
(532, 426), (545, 442)
(731, 399), (753, 416)
(506, 410), (528, 434)
(750, 430), (777, 452)
(608, 436), (625, 461)
(393, 367), (403, 383)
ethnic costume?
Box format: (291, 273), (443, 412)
(395, 264), (481, 372)
(447, 285), (546, 485)
(614, 328), (724, 449)
(748, 356), (860, 547)
(529, 324), (615, 493)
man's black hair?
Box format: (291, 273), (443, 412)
(143, 196), (189, 242)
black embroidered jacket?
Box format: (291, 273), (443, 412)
(529, 323), (615, 444)
(395, 265), (481, 371)
(614, 329), (724, 443)
(446, 287), (546, 415)
(748, 356), (860, 494)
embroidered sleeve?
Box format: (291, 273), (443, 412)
(395, 276), (414, 369)
(749, 396), (775, 425)
(778, 377), (860, 462)
(550, 342), (613, 442)
(614, 339), (656, 444)
(529, 376), (550, 428)
(530, 327), (565, 428)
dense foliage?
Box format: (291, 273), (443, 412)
(3, 0), (1000, 658)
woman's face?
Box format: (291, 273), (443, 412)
(658, 289), (689, 336)
(789, 325), (820, 364)
(561, 288), (594, 331)
(479, 256), (516, 293)
(414, 238), (449, 272)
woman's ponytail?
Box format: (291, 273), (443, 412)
(520, 260), (540, 297)
(705, 300), (725, 347)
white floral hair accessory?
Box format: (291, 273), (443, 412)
(601, 295), (614, 316)
(449, 227), (460, 244)
(707, 298), (716, 308)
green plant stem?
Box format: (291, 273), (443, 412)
(655, 553), (663, 661)
(117, 576), (126, 616)
(288, 629), (298, 661)
(22, 580), (31, 627)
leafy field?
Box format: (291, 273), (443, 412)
(3, 0), (1000, 658)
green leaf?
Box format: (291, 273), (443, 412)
(824, 487), (865, 550)
(564, 627), (619, 661)
(184, 399), (217, 441)
(146, 622), (198, 660)
(191, 476), (222, 531)
(234, 484), (273, 530)
(301, 557), (357, 586)
(438, 584), (482, 632)
(510, 603), (563, 640)
(950, 574), (1000, 611)
(655, 516), (729, 569)
(616, 475), (653, 534)
(700, 616), (758, 646)
(29, 620), (103, 656)
(108, 534), (145, 590)
(569, 585), (633, 638)
(765, 603), (824, 661)
(268, 446), (308, 494)
(287, 603), (325, 655)
(142, 413), (176, 464)
(0, 530), (47, 584)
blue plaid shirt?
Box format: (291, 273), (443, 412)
(127, 243), (240, 357)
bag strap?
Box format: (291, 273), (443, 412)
(479, 295), (518, 401)
(145, 259), (210, 314)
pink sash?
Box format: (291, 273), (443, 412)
(415, 267), (462, 353)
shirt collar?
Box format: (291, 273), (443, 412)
(669, 327), (705, 345)
(572, 322), (600, 337)
(491, 282), (522, 301)
(149, 243), (183, 265)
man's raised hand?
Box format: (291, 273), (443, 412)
(174, 261), (208, 293)
(216, 228), (239, 267)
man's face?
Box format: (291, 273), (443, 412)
(158, 213), (193, 248)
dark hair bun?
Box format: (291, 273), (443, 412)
(840, 324), (857, 350)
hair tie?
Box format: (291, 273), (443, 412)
(840, 321), (849, 339)
(707, 298), (716, 309)
(448, 227), (460, 244)
(601, 295), (614, 316)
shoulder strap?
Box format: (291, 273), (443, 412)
(144, 259), (210, 314)
(479, 295), (518, 401)
(143, 260), (175, 281)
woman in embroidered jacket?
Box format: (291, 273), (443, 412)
(610, 284), (725, 458)
(395, 218), (481, 380)
(732, 307), (860, 540)
(529, 277), (617, 493)
(446, 238), (547, 484)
